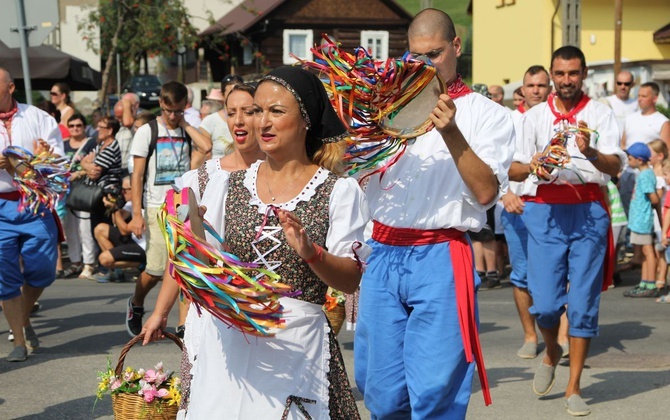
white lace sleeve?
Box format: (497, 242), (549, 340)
(326, 177), (372, 264)
(200, 170), (230, 250)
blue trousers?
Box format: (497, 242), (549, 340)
(0, 198), (58, 300)
(355, 240), (477, 419)
(524, 202), (608, 337)
(500, 210), (529, 288)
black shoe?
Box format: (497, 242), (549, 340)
(175, 325), (185, 339)
(125, 297), (144, 337)
(480, 271), (502, 290)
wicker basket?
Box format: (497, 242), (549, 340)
(111, 332), (183, 420)
(324, 303), (346, 335)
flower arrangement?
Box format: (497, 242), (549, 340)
(324, 287), (346, 312)
(96, 359), (181, 412)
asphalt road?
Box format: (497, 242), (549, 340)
(0, 268), (668, 419)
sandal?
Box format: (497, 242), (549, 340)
(656, 294), (670, 303)
(62, 263), (83, 278)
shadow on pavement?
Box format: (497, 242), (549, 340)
(584, 369), (670, 404)
(471, 366), (534, 392)
(588, 321), (654, 357)
(13, 395), (111, 419)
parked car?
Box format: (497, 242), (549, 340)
(122, 75), (162, 109)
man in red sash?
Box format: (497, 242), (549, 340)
(515, 46), (624, 416)
(354, 8), (514, 418)
(0, 67), (64, 362)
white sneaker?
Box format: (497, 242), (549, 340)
(78, 264), (95, 280)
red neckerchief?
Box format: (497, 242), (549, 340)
(547, 92), (590, 125)
(447, 74), (472, 99)
(0, 100), (19, 144)
(517, 104), (526, 114)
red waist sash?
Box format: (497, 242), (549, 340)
(0, 191), (21, 201)
(372, 221), (492, 406)
(522, 183), (613, 291)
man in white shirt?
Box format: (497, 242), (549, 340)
(621, 82), (670, 149)
(127, 81), (210, 337)
(183, 87), (201, 129)
(605, 70), (638, 134)
(0, 67), (64, 362)
(501, 64), (565, 361)
(354, 8), (513, 418)
(516, 46), (624, 416)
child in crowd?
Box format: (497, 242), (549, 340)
(607, 181), (628, 286)
(658, 160), (670, 302)
(648, 139), (669, 289)
(624, 143), (661, 297)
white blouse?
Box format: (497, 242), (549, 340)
(201, 160), (372, 261)
(174, 157), (223, 202)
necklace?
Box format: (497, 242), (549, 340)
(265, 163), (308, 202)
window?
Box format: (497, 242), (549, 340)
(243, 44), (253, 66)
(283, 29), (313, 64)
(361, 31), (389, 60)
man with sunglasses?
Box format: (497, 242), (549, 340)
(127, 81), (210, 337)
(605, 71), (638, 134)
(354, 8), (514, 419)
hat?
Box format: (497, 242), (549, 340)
(206, 88), (224, 102)
(625, 142), (651, 162)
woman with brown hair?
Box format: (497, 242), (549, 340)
(49, 82), (75, 126)
(143, 66), (370, 418)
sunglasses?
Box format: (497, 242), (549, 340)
(68, 123), (84, 128)
(616, 81), (632, 86)
(97, 125), (109, 130)
(49, 91), (60, 96)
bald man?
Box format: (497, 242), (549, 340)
(354, 8), (514, 418)
(606, 71), (638, 134)
(488, 84), (505, 106)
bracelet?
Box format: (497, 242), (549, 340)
(304, 243), (324, 264)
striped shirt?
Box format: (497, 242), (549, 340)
(90, 139), (122, 190)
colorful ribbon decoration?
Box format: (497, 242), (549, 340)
(159, 187), (296, 337)
(296, 34), (441, 180)
(2, 145), (69, 214)
(533, 126), (599, 183)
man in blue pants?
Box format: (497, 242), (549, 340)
(515, 46), (623, 416)
(0, 67), (63, 362)
(354, 8), (514, 418)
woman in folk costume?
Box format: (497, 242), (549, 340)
(143, 66), (371, 419)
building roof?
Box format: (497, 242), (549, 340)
(200, 0), (285, 36)
(654, 23), (670, 44)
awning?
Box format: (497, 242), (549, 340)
(199, 0), (285, 37)
(0, 42), (101, 91)
(654, 23), (670, 44)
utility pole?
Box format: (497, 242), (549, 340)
(614, 0), (623, 77)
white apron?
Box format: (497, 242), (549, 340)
(179, 297), (331, 419)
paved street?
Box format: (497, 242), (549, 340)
(1, 268), (669, 419)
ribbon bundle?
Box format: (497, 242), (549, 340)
(533, 126), (599, 183)
(2, 145), (69, 214)
(297, 34), (440, 179)
(159, 188), (295, 337)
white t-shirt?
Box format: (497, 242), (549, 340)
(517, 97), (625, 192)
(184, 107), (201, 128)
(0, 103), (63, 192)
(623, 111), (670, 147)
(606, 95), (638, 134)
(129, 121), (191, 208)
(364, 92), (515, 232)
(199, 111), (232, 159)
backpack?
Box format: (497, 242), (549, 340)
(143, 118), (192, 184)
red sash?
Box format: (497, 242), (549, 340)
(523, 184), (614, 290)
(372, 220), (492, 406)
(0, 191), (21, 201)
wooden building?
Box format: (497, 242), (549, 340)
(199, 0), (413, 81)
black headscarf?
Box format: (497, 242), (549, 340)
(259, 66), (346, 157)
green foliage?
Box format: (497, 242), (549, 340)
(657, 105), (670, 120)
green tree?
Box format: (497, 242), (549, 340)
(78, 0), (223, 107)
